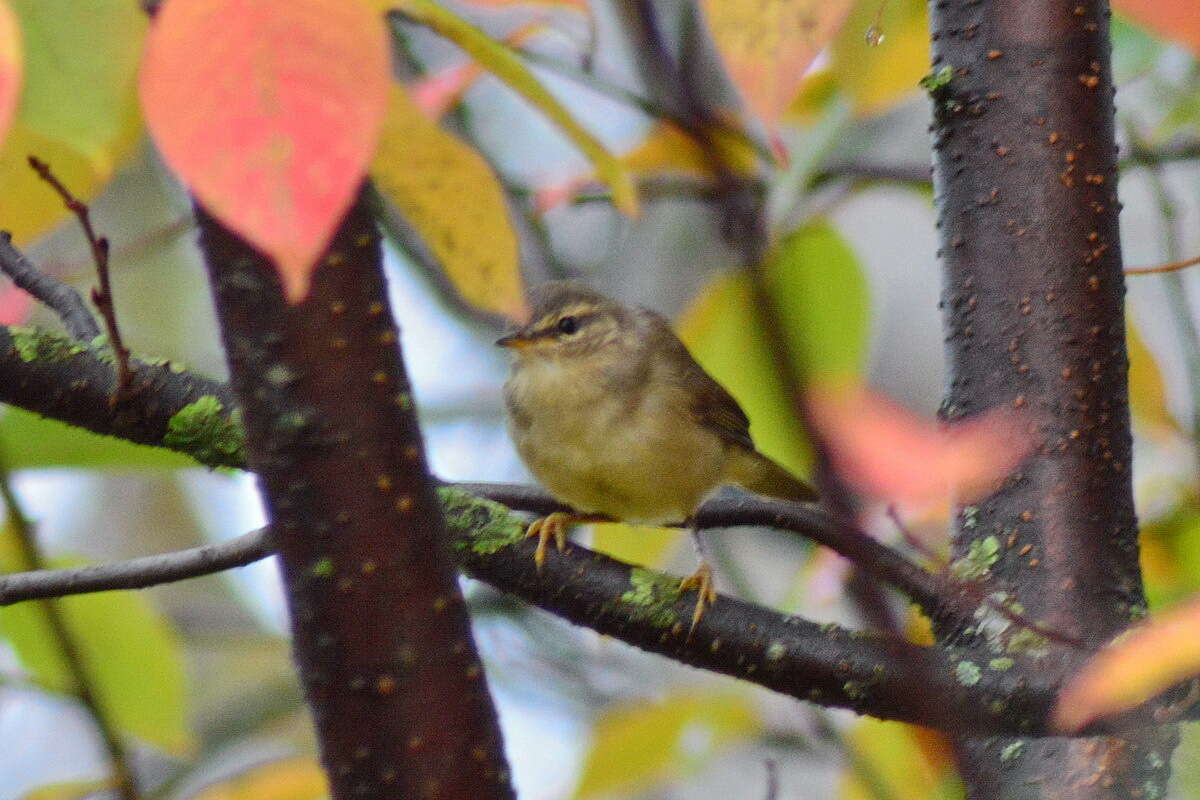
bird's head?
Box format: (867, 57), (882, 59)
(496, 281), (630, 361)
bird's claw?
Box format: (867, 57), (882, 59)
(525, 512), (572, 571)
(679, 561), (717, 633)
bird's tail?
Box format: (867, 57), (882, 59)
(725, 449), (819, 503)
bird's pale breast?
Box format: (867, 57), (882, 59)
(505, 355), (726, 523)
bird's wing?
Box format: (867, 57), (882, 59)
(670, 339), (755, 451)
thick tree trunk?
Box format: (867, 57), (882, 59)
(195, 189), (514, 800)
(929, 0), (1177, 795)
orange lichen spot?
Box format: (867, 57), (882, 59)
(1020, 510), (1034, 521)
(995, 145), (1009, 157)
(1087, 231), (1099, 242)
(376, 674), (397, 695)
(330, 301), (347, 314)
(395, 495), (414, 512)
(987, 49), (1003, 60)
(1088, 275), (1100, 291)
(378, 330), (396, 345)
(367, 301), (385, 316)
(1019, 544), (1033, 556)
(1013, 394), (1026, 408)
(331, 337), (348, 349)
(1085, 174), (1105, 185)
(1078, 74), (1100, 88)
(325, 252), (346, 268)
(1049, 131), (1061, 144)
(1061, 368), (1073, 379)
(372, 371), (389, 384)
(376, 475), (393, 491)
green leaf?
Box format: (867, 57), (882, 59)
(393, 0), (639, 216)
(10, 0), (144, 159)
(0, 548), (192, 754)
(678, 220), (870, 476)
(0, 0), (144, 242)
(574, 691), (760, 799)
(0, 407), (194, 469)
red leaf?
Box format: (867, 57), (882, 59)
(0, 0), (21, 147)
(1114, 0), (1200, 55)
(0, 284), (30, 325)
(808, 383), (1032, 513)
(139, 0), (391, 303)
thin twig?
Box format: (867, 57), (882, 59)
(28, 156), (134, 401)
(0, 529), (270, 606)
(1124, 253), (1200, 276)
(0, 232), (101, 341)
(0, 452), (139, 800)
(763, 759), (779, 800)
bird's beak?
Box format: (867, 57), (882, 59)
(496, 333), (533, 350)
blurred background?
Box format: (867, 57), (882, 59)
(1, 0), (1199, 797)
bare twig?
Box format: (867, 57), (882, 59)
(0, 529), (270, 606)
(0, 453), (139, 800)
(0, 232), (101, 341)
(1124, 253), (1200, 276)
(28, 156), (134, 400)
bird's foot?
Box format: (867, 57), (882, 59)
(678, 560), (717, 633)
(525, 512), (606, 571)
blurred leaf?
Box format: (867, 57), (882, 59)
(192, 758), (328, 800)
(0, 283), (31, 324)
(1110, 15), (1165, 82)
(0, 407), (194, 469)
(1141, 505), (1200, 607)
(0, 541), (192, 754)
(1174, 721), (1200, 798)
(11, 0), (144, 160)
(678, 221), (870, 477)
(0, 0), (144, 243)
(622, 121), (759, 177)
(1128, 322), (1178, 434)
(21, 780), (112, 800)
(590, 523), (680, 570)
(808, 383), (1032, 517)
(140, 0), (391, 303)
(459, 0), (586, 9)
(408, 23), (544, 119)
(574, 691), (760, 799)
(0, 0), (19, 147)
(1113, 0), (1200, 54)
(698, 0), (852, 126)
(826, 0), (928, 117)
(396, 0), (639, 216)
(839, 719), (961, 800)
(372, 85), (527, 320)
(1055, 597), (1200, 732)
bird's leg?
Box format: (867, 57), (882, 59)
(678, 526), (718, 633)
(525, 512), (607, 571)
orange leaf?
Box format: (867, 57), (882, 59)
(0, 0), (21, 146)
(0, 284), (30, 325)
(1055, 598), (1200, 732)
(1114, 0), (1200, 55)
(808, 383), (1031, 513)
(699, 0), (853, 125)
(139, 0), (390, 303)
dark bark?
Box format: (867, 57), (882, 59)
(929, 0), (1175, 794)
(195, 189), (513, 800)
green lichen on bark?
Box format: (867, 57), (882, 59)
(951, 535), (1000, 580)
(617, 567), (681, 628)
(9, 326), (86, 363)
(163, 395), (245, 467)
(439, 487), (527, 555)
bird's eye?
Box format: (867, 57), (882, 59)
(557, 315), (579, 335)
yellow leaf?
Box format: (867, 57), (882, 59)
(1128, 322), (1178, 434)
(1, 0), (145, 242)
(590, 523), (681, 569)
(1055, 598), (1200, 732)
(826, 0), (929, 117)
(393, 0), (638, 216)
(839, 719), (960, 800)
(698, 0), (853, 125)
(192, 758), (329, 800)
(622, 121), (759, 178)
(22, 780), (111, 800)
(575, 692), (760, 799)
(372, 86), (525, 319)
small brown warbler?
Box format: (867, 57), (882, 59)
(498, 281), (818, 627)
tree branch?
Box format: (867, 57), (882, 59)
(0, 232), (101, 341)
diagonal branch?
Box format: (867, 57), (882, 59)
(0, 232), (101, 342)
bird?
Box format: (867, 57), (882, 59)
(497, 280), (818, 629)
